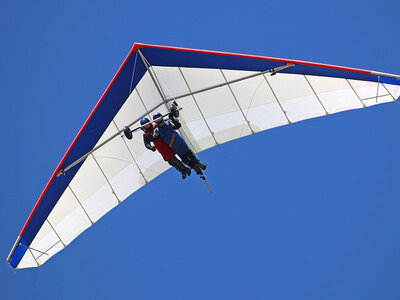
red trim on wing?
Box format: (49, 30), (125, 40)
(134, 43), (372, 74)
(18, 45), (138, 238)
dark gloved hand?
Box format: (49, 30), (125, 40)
(152, 130), (160, 140)
(170, 115), (179, 122)
(151, 146), (156, 152)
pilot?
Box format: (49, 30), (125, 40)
(141, 117), (191, 179)
(152, 112), (207, 178)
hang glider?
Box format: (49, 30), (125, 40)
(7, 43), (400, 269)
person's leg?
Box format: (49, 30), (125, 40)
(181, 152), (203, 175)
(185, 151), (207, 170)
(180, 153), (194, 168)
(168, 156), (191, 178)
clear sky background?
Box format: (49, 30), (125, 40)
(1, 1), (400, 299)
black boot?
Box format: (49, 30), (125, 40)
(185, 167), (191, 176)
(193, 165), (202, 175)
(198, 163), (207, 170)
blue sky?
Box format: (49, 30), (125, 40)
(1, 0), (400, 299)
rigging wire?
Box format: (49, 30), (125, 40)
(139, 52), (200, 154)
(129, 50), (139, 95)
(376, 75), (380, 103)
(238, 73), (265, 138)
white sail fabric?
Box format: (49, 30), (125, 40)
(16, 66), (400, 268)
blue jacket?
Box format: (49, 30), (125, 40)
(156, 119), (190, 157)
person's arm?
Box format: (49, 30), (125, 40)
(168, 117), (181, 130)
(152, 128), (161, 140)
(143, 135), (156, 151)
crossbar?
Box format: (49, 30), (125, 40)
(57, 63), (294, 176)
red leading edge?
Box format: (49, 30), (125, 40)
(18, 44), (138, 239)
(133, 43), (372, 74)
